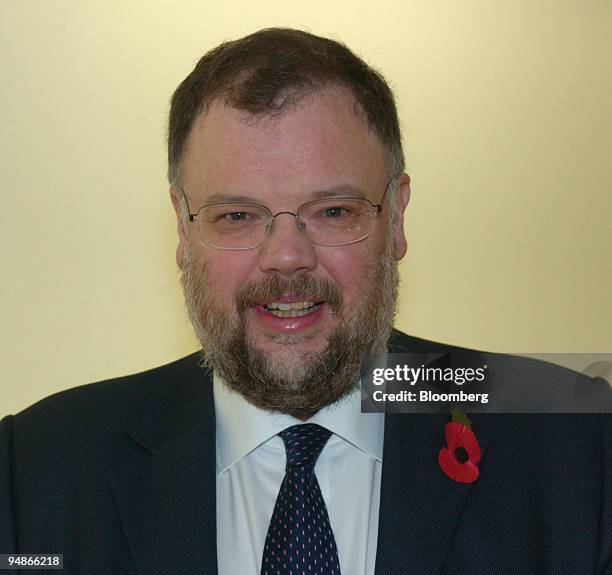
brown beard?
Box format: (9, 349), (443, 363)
(181, 233), (399, 419)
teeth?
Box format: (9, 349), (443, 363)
(269, 307), (317, 318)
(264, 302), (322, 318)
(265, 301), (317, 311)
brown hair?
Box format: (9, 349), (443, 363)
(167, 27), (404, 186)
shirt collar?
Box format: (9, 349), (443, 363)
(214, 372), (385, 475)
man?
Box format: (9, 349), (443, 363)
(1, 28), (610, 575)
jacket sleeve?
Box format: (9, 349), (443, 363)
(0, 415), (16, 553)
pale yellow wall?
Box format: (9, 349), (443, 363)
(1, 0), (610, 415)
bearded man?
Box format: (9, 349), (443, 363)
(1, 28), (610, 575)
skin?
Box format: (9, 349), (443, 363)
(170, 86), (411, 372)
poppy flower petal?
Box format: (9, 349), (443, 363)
(438, 447), (480, 483)
(439, 422), (481, 484)
(444, 422), (481, 463)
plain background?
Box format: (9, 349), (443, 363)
(1, 0), (610, 415)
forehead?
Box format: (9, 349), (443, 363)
(180, 86), (388, 200)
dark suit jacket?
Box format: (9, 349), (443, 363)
(1, 331), (611, 574)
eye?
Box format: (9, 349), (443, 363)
(223, 211), (248, 222)
(213, 211), (255, 223)
(322, 206), (351, 218)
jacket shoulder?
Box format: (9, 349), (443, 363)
(14, 352), (204, 420)
(7, 352), (208, 465)
(388, 329), (475, 353)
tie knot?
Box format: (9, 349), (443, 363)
(279, 424), (332, 468)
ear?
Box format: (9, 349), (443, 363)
(170, 186), (186, 269)
(392, 173), (411, 261)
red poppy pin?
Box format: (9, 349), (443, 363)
(438, 408), (481, 484)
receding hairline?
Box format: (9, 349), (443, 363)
(175, 82), (395, 188)
(168, 28), (405, 189)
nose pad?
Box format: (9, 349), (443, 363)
(266, 212), (308, 238)
(258, 212), (317, 275)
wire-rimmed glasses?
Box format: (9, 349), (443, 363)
(179, 177), (394, 251)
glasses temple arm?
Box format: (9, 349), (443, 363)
(178, 186), (197, 221)
(375, 175), (397, 212)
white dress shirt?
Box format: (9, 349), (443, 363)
(214, 374), (385, 575)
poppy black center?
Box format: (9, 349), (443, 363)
(454, 447), (469, 463)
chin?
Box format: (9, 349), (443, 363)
(253, 327), (327, 361)
(255, 325), (331, 351)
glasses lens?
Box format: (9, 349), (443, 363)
(299, 198), (375, 246)
(198, 204), (270, 249)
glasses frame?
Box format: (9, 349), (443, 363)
(178, 176), (395, 251)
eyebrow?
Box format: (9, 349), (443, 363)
(202, 184), (370, 205)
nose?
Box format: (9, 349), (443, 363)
(258, 212), (317, 277)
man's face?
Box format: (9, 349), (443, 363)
(172, 86), (410, 418)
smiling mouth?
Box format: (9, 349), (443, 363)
(262, 300), (325, 318)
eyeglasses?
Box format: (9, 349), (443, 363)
(179, 177), (394, 251)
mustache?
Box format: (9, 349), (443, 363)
(236, 273), (342, 314)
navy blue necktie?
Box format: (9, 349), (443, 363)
(261, 424), (342, 575)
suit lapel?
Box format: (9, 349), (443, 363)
(106, 332), (487, 575)
(108, 360), (218, 575)
(375, 411), (488, 575)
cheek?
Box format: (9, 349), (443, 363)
(199, 252), (258, 306)
(318, 248), (376, 299)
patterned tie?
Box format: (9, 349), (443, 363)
(261, 423), (342, 575)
